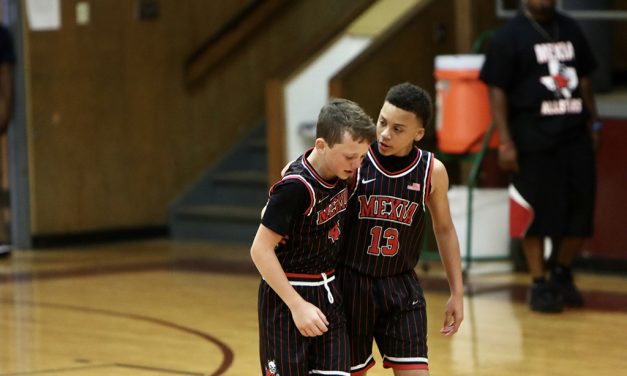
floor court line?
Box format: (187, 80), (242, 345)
(1, 299), (233, 376)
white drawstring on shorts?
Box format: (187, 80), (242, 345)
(287, 273), (336, 304)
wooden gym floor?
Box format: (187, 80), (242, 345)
(1, 239), (626, 376)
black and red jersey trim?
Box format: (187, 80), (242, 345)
(284, 269), (335, 283)
(422, 152), (434, 208)
(268, 174), (317, 216)
(347, 168), (360, 199)
(351, 355), (375, 375)
(382, 356), (428, 371)
(302, 148), (338, 189)
(284, 175), (316, 216)
(368, 146), (422, 177)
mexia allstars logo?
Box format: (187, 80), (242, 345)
(534, 41), (583, 116)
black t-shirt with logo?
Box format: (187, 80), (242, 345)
(479, 11), (596, 151)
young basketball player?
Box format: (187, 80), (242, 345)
(251, 98), (376, 376)
(338, 83), (464, 375)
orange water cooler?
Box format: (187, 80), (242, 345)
(434, 54), (498, 153)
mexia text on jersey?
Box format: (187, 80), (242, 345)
(357, 195), (419, 226)
(316, 188), (348, 225)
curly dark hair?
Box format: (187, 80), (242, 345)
(384, 83), (433, 128)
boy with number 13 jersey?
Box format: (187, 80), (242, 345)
(338, 83), (464, 376)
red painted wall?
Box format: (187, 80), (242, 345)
(585, 118), (627, 260)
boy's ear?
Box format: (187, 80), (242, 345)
(314, 137), (327, 151)
(414, 127), (426, 142)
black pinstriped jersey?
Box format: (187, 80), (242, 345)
(262, 149), (349, 274)
(340, 145), (434, 277)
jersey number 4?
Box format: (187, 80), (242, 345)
(367, 226), (399, 256)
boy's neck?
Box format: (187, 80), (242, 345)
(376, 141), (414, 158)
(373, 142), (418, 172)
(307, 149), (334, 180)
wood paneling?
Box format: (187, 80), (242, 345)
(265, 79), (285, 186)
(330, 0), (457, 151)
(184, 0), (290, 87)
(264, 0), (376, 183)
(26, 0), (251, 234)
(455, 0), (474, 53)
(24, 0), (374, 235)
(612, 0), (627, 71)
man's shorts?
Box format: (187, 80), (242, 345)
(258, 271), (350, 376)
(509, 134), (595, 238)
(338, 267), (428, 375)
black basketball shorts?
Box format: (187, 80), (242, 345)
(510, 135), (595, 238)
(258, 271), (350, 376)
(337, 267), (428, 375)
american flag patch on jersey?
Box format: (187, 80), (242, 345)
(407, 182), (421, 191)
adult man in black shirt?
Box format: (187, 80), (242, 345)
(480, 0), (600, 313)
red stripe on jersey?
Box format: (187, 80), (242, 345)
(284, 269), (335, 280)
(302, 148), (338, 189)
(351, 361), (376, 376)
(382, 361), (429, 370)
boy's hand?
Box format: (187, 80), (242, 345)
(289, 300), (329, 337)
(440, 294), (463, 336)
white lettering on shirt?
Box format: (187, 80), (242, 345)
(540, 98), (582, 115)
(534, 41), (575, 64)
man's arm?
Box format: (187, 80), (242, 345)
(426, 158), (464, 336)
(579, 76), (601, 149)
(0, 63), (13, 135)
(487, 86), (518, 172)
(250, 224), (329, 337)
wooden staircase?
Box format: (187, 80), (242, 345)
(167, 123), (268, 243)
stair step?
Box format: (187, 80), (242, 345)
(248, 138), (267, 150)
(170, 216), (259, 244)
(168, 122), (268, 244)
(175, 204), (262, 222)
(213, 170), (267, 185)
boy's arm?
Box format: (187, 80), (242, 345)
(250, 224), (330, 337)
(426, 158), (464, 336)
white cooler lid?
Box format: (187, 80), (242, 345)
(435, 54), (485, 70)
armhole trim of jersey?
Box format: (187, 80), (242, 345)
(281, 175), (316, 216)
(348, 168), (360, 199)
(302, 149), (338, 189)
(422, 152), (434, 210)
